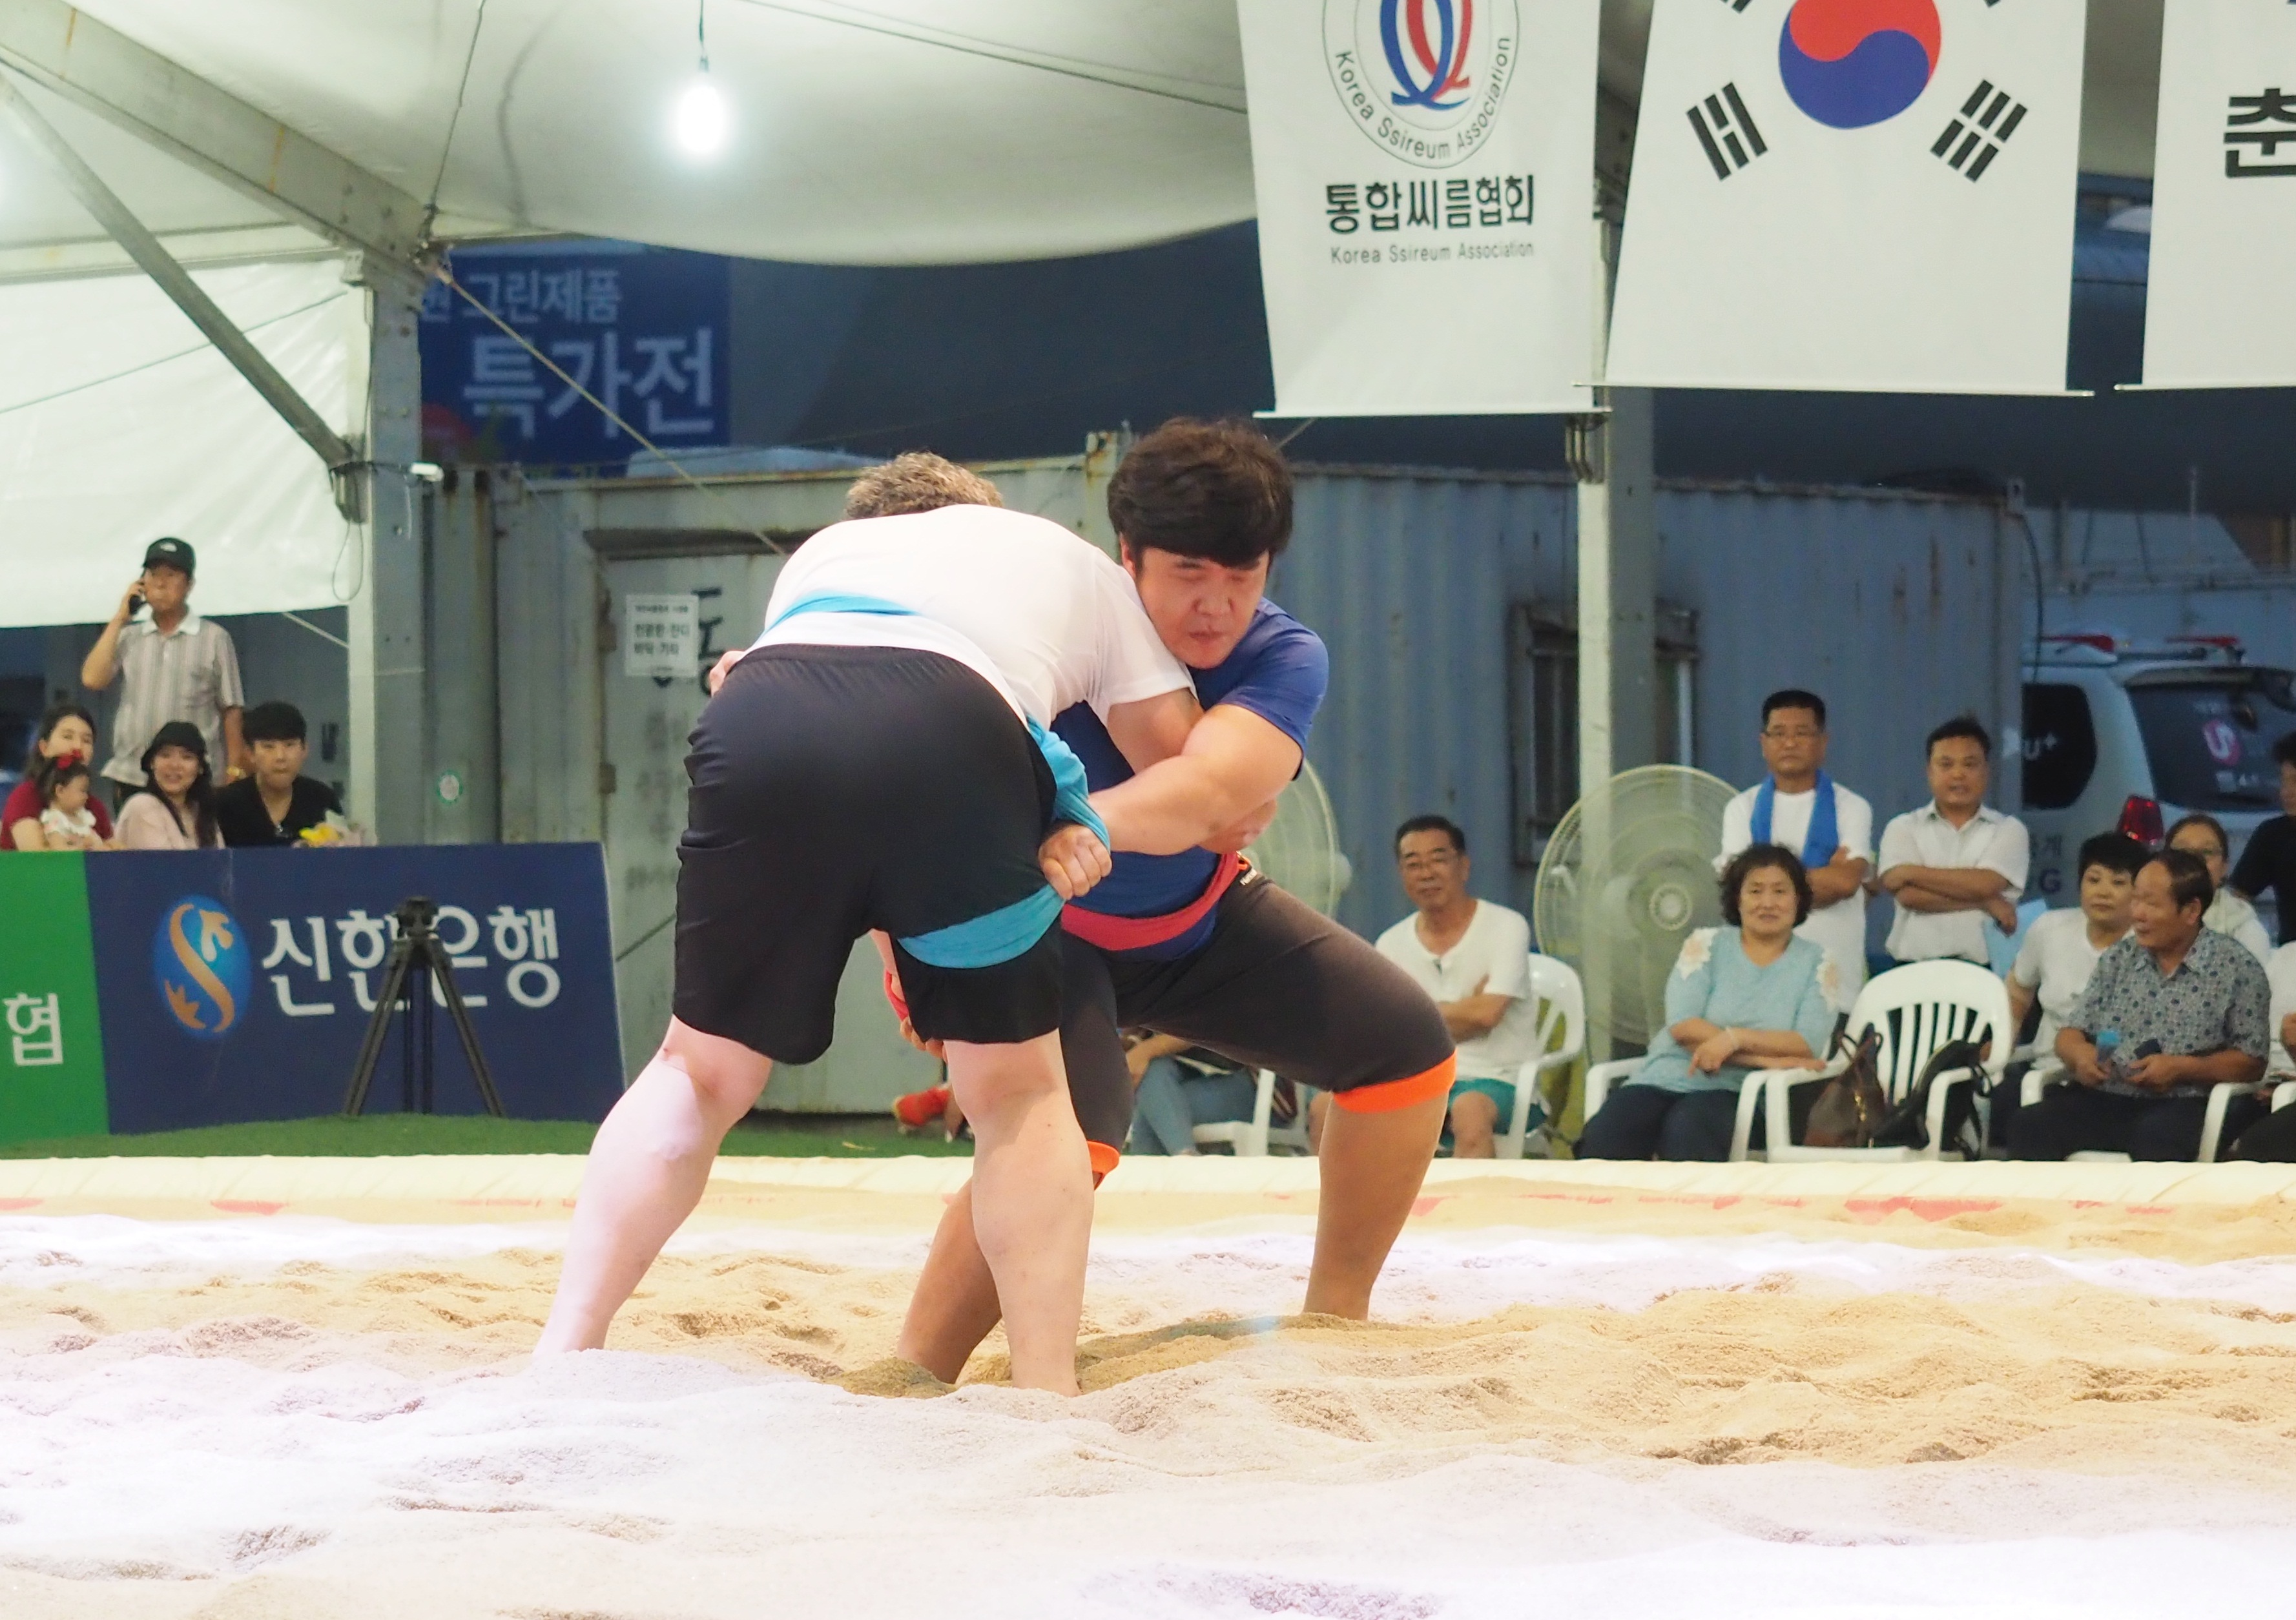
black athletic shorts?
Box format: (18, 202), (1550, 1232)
(674, 644), (1063, 1063)
(1061, 868), (1456, 1156)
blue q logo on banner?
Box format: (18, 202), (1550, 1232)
(1325, 0), (1520, 169)
(150, 895), (251, 1040)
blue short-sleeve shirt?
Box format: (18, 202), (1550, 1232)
(1054, 598), (1329, 956)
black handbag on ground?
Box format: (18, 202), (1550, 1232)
(1870, 1038), (1988, 1154)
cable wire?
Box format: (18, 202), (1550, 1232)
(423, 0), (493, 240)
(0, 289), (350, 419)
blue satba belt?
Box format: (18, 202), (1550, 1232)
(765, 591), (1106, 969)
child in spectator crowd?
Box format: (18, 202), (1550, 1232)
(3, 702), (115, 852)
(35, 757), (107, 850)
(215, 701), (344, 847)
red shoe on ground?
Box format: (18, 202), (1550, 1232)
(893, 1085), (952, 1131)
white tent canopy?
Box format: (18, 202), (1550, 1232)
(0, 0), (2177, 631)
(0, 0), (2167, 279)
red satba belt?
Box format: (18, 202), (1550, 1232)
(1060, 851), (1244, 952)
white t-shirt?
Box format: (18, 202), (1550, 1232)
(2265, 943), (2296, 1076)
(1374, 900), (1538, 1083)
(1877, 803), (2031, 965)
(1717, 780), (1874, 1006)
(754, 504), (1188, 726)
(2206, 890), (2273, 967)
(2009, 907), (2124, 1055)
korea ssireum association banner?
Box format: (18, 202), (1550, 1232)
(1606, 0), (2085, 394)
(2140, 1), (2296, 389)
(1237, 0), (1600, 415)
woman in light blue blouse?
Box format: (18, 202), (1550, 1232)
(1578, 844), (1842, 1162)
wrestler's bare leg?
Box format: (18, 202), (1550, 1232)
(1302, 1092), (1445, 1318)
(944, 1030), (1092, 1395)
(535, 1018), (769, 1355)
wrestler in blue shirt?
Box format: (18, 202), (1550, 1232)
(1053, 598), (1328, 956)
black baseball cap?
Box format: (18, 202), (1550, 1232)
(142, 537), (196, 575)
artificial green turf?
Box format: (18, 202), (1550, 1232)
(0, 1111), (973, 1160)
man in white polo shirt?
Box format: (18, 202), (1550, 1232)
(1374, 815), (1538, 1158)
(1717, 689), (1874, 1006)
(1879, 715), (2031, 966)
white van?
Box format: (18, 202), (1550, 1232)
(2022, 636), (2296, 929)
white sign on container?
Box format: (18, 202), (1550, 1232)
(622, 593), (700, 679)
(1236, 0), (1601, 416)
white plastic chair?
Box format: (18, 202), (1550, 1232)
(1496, 954), (1586, 1160)
(1192, 1072), (1314, 1157)
(2021, 1060), (2283, 1164)
(1761, 959), (2009, 1162)
(1582, 1056), (1767, 1161)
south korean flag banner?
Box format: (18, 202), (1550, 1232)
(1606, 0), (2086, 395)
(1236, 0), (1602, 416)
(2140, 0), (2296, 389)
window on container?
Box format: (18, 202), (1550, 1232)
(1508, 606), (1578, 866)
(2124, 675), (2296, 811)
(2021, 684), (2097, 810)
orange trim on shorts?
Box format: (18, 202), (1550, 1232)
(1087, 1140), (1122, 1179)
(1332, 1053), (1457, 1114)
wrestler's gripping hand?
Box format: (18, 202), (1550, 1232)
(1040, 823), (1112, 900)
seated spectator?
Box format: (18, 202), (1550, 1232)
(2166, 813), (2272, 963)
(5, 703), (116, 852)
(116, 722), (223, 850)
(1717, 688), (1874, 1004)
(1577, 845), (1839, 1163)
(1122, 1033), (1278, 1156)
(2012, 850), (2270, 1162)
(34, 757), (108, 851)
(215, 701), (344, 847)
(1998, 833), (2147, 1142)
(1372, 815), (1537, 1158)
(2228, 943), (2296, 1161)
(2228, 731), (2296, 947)
(1878, 716), (2030, 966)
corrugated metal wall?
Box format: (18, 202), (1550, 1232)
(468, 456), (2014, 979)
(1278, 469), (2012, 941)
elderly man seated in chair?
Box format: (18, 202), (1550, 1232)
(2011, 848), (2272, 1162)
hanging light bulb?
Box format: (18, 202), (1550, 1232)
(674, 78), (729, 155)
(672, 0), (728, 157)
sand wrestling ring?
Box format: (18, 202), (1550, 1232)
(6, 1154), (2296, 1618)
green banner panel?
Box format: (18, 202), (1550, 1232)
(0, 853), (109, 1144)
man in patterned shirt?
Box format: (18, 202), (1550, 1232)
(2012, 848), (2271, 1161)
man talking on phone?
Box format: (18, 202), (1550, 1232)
(82, 537), (249, 799)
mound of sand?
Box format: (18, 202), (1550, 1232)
(6, 1165), (2296, 1618)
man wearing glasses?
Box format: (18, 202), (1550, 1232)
(1717, 690), (1876, 1005)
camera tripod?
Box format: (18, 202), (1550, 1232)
(342, 896), (506, 1119)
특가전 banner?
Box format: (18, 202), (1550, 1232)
(2140, 0), (2296, 389)
(1606, 0), (2085, 394)
(1236, 0), (1601, 416)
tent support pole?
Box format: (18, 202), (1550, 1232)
(342, 265), (429, 844)
(0, 70), (364, 519)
